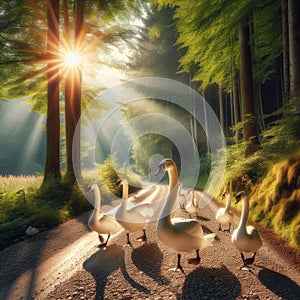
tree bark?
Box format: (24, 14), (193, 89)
(232, 74), (241, 142)
(64, 0), (84, 181)
(239, 21), (260, 156)
(288, 0), (300, 102)
(218, 85), (225, 136)
(44, 0), (61, 182)
(282, 0), (290, 104)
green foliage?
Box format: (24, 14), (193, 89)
(217, 103), (300, 250)
(154, 0), (282, 91)
(97, 155), (142, 198)
(0, 175), (91, 250)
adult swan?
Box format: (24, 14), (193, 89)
(115, 179), (153, 247)
(155, 158), (216, 273)
(231, 191), (262, 269)
(87, 183), (122, 248)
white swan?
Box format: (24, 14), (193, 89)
(155, 158), (216, 273)
(178, 183), (189, 210)
(216, 191), (234, 232)
(231, 191), (263, 269)
(115, 179), (153, 247)
(185, 189), (200, 218)
(87, 183), (122, 248)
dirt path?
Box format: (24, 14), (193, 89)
(0, 186), (299, 300)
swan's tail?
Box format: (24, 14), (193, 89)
(199, 233), (216, 250)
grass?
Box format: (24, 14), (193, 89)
(0, 159), (143, 250)
(0, 174), (43, 192)
(0, 175), (91, 250)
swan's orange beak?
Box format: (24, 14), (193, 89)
(235, 194), (242, 205)
(115, 180), (122, 190)
(155, 163), (166, 175)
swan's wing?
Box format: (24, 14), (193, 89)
(172, 218), (203, 237)
(247, 226), (262, 240)
(127, 202), (154, 218)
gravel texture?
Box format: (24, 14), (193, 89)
(0, 187), (299, 300)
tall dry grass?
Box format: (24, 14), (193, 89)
(0, 175), (43, 192)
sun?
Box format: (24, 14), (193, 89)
(66, 52), (81, 67)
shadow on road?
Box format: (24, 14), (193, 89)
(83, 244), (124, 299)
(258, 267), (300, 300)
(181, 265), (241, 299)
(131, 242), (170, 285)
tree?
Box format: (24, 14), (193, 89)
(288, 0), (300, 101)
(64, 0), (84, 181)
(239, 20), (260, 155)
(44, 0), (61, 181)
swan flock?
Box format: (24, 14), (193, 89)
(87, 158), (262, 272)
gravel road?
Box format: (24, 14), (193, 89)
(0, 186), (299, 300)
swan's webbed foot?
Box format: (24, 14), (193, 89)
(188, 250), (201, 265)
(98, 242), (107, 249)
(136, 229), (147, 242)
(240, 252), (256, 271)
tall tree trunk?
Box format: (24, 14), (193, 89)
(64, 0), (84, 181)
(282, 0), (290, 104)
(232, 74), (241, 142)
(288, 0), (300, 102)
(239, 21), (260, 156)
(218, 85), (225, 136)
(44, 0), (61, 182)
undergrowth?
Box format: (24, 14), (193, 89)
(0, 157), (142, 250)
(218, 105), (300, 251)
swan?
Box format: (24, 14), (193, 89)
(115, 179), (153, 247)
(155, 158), (216, 273)
(215, 191), (234, 232)
(185, 189), (200, 218)
(178, 183), (189, 210)
(231, 191), (263, 269)
(87, 183), (122, 248)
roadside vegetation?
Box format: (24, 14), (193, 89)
(217, 105), (300, 250)
(0, 159), (142, 250)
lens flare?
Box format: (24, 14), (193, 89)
(66, 52), (81, 67)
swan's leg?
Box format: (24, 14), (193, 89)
(98, 234), (109, 248)
(240, 252), (255, 271)
(175, 254), (185, 273)
(218, 224), (222, 231)
(104, 234), (111, 246)
(224, 223), (231, 233)
(125, 232), (132, 247)
(251, 252), (257, 264)
(136, 229), (147, 242)
(188, 249), (201, 265)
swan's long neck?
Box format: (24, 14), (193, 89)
(121, 181), (129, 211)
(93, 184), (101, 214)
(161, 166), (179, 220)
(239, 196), (249, 229)
(225, 194), (232, 211)
(122, 182), (129, 201)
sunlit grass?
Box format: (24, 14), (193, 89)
(0, 174), (43, 192)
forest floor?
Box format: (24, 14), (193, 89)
(0, 186), (299, 300)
